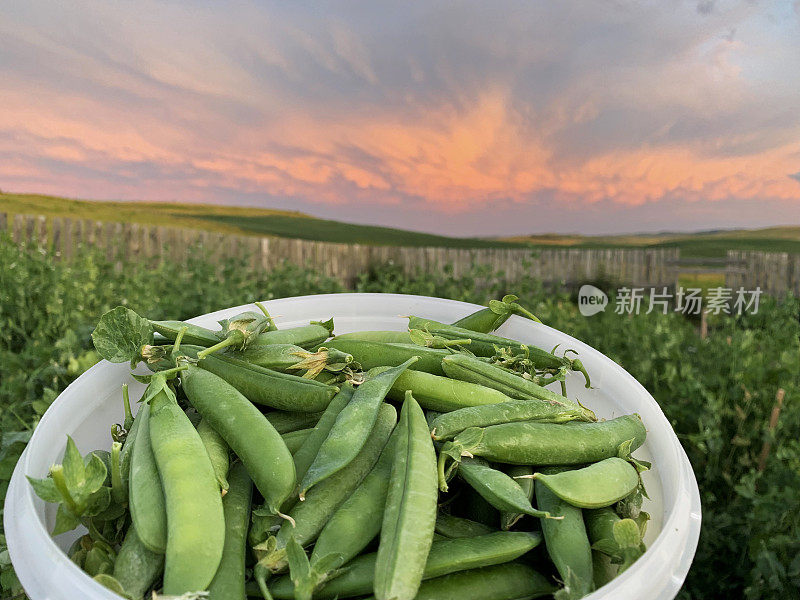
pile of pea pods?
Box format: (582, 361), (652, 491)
(30, 295), (651, 600)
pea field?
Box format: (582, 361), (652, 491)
(0, 232), (798, 599)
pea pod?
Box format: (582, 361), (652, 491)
(291, 384), (355, 485)
(179, 346), (339, 412)
(255, 403), (397, 577)
(536, 474), (593, 599)
(147, 375), (225, 595)
(323, 339), (450, 375)
(452, 294), (541, 332)
(249, 387), (357, 548)
(197, 419), (230, 493)
(181, 364), (296, 516)
(332, 330), (412, 344)
(368, 563), (554, 600)
(530, 457), (640, 509)
(151, 320), (219, 346)
(247, 319), (334, 350)
(236, 343), (353, 379)
(369, 366), (513, 412)
(409, 316), (566, 366)
(500, 465), (534, 530)
(112, 525), (164, 600)
(265, 410), (324, 434)
(430, 397), (591, 441)
(585, 506), (646, 575)
(442, 414), (646, 466)
(374, 391), (438, 600)
(441, 354), (595, 421)
(452, 457), (555, 520)
(270, 531), (543, 599)
(435, 513), (495, 539)
(207, 462), (253, 600)
(299, 358), (415, 498)
(292, 428), (398, 599)
(281, 428), (313, 454)
(128, 402), (167, 554)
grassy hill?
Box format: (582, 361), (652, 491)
(0, 193), (518, 248)
(505, 229), (800, 258)
(2, 192), (799, 256)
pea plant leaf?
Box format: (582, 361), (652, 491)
(61, 436), (85, 490)
(52, 504), (80, 536)
(26, 475), (62, 503)
(92, 306), (154, 367)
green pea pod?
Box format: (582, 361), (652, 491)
(397, 563), (555, 600)
(293, 427), (398, 599)
(207, 462), (253, 600)
(265, 410), (324, 434)
(431, 397), (591, 441)
(299, 358), (416, 498)
(112, 524), (164, 600)
(585, 507), (646, 576)
(119, 390), (144, 487)
(409, 316), (563, 365)
(281, 428), (313, 454)
(332, 330), (412, 344)
(257, 403), (398, 578)
(531, 457), (640, 509)
(197, 419), (230, 493)
(128, 402), (167, 554)
(248, 319), (334, 350)
(147, 375), (225, 595)
(434, 513), (495, 539)
(500, 465), (534, 530)
(441, 354), (595, 421)
(181, 364), (296, 516)
(535, 474), (594, 599)
(292, 384), (355, 485)
(369, 366), (513, 412)
(323, 339), (450, 375)
(442, 415), (646, 466)
(270, 531), (543, 599)
(454, 457), (555, 520)
(374, 391), (438, 600)
(151, 320), (220, 346)
(252, 386), (357, 548)
(452, 294), (541, 333)
(236, 343), (353, 379)
(177, 346), (338, 412)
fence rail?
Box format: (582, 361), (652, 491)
(0, 211), (690, 289)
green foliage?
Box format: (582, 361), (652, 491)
(1, 234), (799, 598)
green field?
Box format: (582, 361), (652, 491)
(0, 192), (518, 248)
(505, 229), (800, 258)
(3, 192), (799, 256)
(1, 235), (798, 599)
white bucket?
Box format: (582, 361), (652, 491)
(5, 293), (701, 599)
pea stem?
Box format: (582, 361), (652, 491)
(110, 441), (125, 506)
(196, 334), (239, 359)
(171, 325), (188, 358)
(254, 564), (275, 600)
(50, 465), (80, 515)
(121, 384), (133, 430)
(255, 302), (278, 331)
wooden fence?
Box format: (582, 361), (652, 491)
(1, 212), (680, 288)
(726, 251), (800, 297)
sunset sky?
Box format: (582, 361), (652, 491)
(1, 1), (799, 236)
